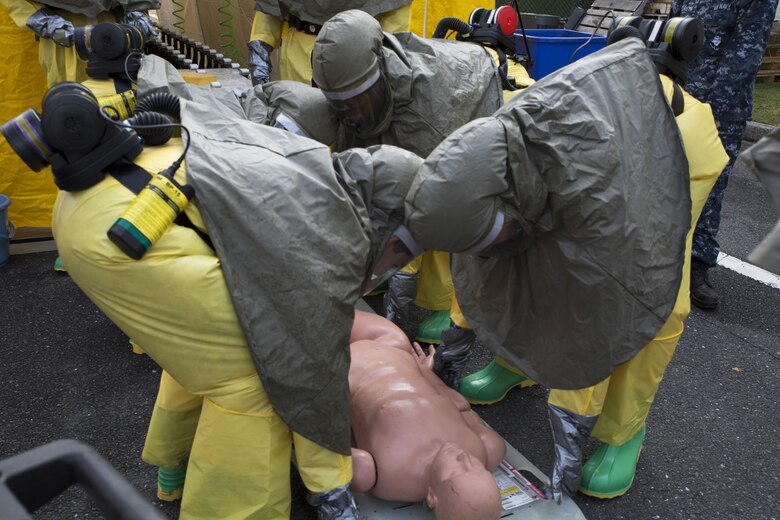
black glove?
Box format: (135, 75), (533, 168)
(433, 324), (476, 389)
(248, 40), (273, 85)
(383, 271), (418, 341)
(27, 8), (74, 47)
(122, 11), (158, 41)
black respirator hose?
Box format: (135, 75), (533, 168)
(125, 111), (174, 146)
(432, 17), (472, 39)
(135, 93), (181, 121)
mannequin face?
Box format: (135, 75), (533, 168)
(425, 443), (502, 520)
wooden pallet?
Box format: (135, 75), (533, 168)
(642, 0), (672, 20)
(757, 24), (780, 83)
(756, 22), (780, 83)
(574, 0), (649, 35)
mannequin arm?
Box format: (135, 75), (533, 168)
(350, 448), (377, 493)
(412, 343), (470, 412)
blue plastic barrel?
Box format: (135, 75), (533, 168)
(0, 194), (12, 267)
(514, 29), (607, 80)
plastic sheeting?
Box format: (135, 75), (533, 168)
(0, 8), (56, 229)
(410, 0), (482, 38)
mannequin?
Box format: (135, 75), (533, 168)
(348, 311), (504, 520)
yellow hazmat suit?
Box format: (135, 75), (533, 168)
(250, 3), (411, 84)
(550, 75), (727, 443)
(52, 139), (352, 519)
(0, 0), (116, 86)
(546, 75), (728, 498)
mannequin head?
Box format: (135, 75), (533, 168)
(425, 442), (502, 520)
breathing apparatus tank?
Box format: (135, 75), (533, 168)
(432, 6), (522, 90)
(107, 160), (193, 260)
(607, 16), (704, 85)
(432, 5), (518, 49)
(0, 83), (191, 260)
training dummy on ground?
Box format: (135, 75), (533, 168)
(311, 8), (533, 352)
(348, 312), (504, 520)
(2, 52), (426, 518)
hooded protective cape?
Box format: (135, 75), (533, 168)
(176, 98), (419, 452)
(322, 30), (503, 156)
(406, 39), (692, 389)
(136, 55), (246, 119)
(243, 80), (338, 146)
(254, 0), (411, 25)
(37, 0), (158, 17)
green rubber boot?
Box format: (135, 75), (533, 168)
(53, 256), (66, 272)
(579, 424), (646, 499)
(415, 310), (451, 344)
(157, 466), (186, 502)
(458, 357), (536, 405)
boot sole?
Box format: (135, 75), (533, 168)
(578, 446), (643, 499)
(465, 379), (537, 405)
(157, 488), (183, 502)
(691, 294), (718, 310)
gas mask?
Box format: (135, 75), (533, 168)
(362, 225), (423, 296)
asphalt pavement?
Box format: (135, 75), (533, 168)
(0, 147), (778, 519)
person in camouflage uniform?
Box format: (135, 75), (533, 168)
(670, 0), (779, 309)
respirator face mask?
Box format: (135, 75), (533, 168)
(362, 225), (423, 296)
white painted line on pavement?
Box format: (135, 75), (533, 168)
(717, 252), (780, 290)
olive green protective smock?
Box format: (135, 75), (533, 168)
(136, 55), (246, 119)
(242, 80), (339, 145)
(178, 96), (421, 453)
(315, 28), (503, 157)
(405, 39), (693, 390)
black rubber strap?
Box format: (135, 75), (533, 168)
(113, 76), (133, 95)
(106, 160), (151, 195)
(671, 82), (684, 118)
(287, 14), (322, 35)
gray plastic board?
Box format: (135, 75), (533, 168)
(354, 439), (586, 519)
